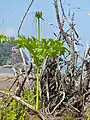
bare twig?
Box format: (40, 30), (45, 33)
(17, 0), (34, 73)
(17, 0), (34, 74)
(18, 0), (35, 34)
(73, 91), (90, 106)
(59, 0), (70, 26)
(49, 91), (65, 114)
(54, 0), (63, 32)
(8, 74), (20, 91)
(6, 63), (32, 107)
(60, 0), (79, 38)
(68, 103), (80, 113)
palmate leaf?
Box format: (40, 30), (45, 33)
(13, 35), (69, 67)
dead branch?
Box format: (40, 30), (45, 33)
(17, 0), (35, 81)
(18, 0), (35, 34)
(73, 91), (90, 107)
(6, 62), (32, 107)
(54, 0), (63, 32)
(49, 91), (65, 114)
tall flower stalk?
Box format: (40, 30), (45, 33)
(35, 11), (42, 109)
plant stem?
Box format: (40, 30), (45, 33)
(36, 67), (39, 109)
(35, 11), (42, 109)
(37, 17), (40, 43)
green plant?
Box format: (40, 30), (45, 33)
(0, 89), (37, 120)
(0, 12), (69, 120)
(22, 89), (36, 107)
(63, 111), (75, 120)
(12, 11), (69, 110)
(87, 117), (90, 120)
(84, 108), (90, 120)
(0, 34), (8, 43)
(13, 35), (68, 110)
(0, 12), (68, 111)
(0, 33), (9, 65)
(0, 11), (68, 112)
(0, 98), (25, 120)
(35, 12), (42, 109)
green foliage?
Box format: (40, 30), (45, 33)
(0, 34), (9, 65)
(0, 42), (13, 65)
(84, 108), (90, 120)
(12, 35), (68, 67)
(0, 89), (37, 120)
(0, 34), (8, 43)
(87, 117), (90, 120)
(0, 36), (16, 65)
(0, 99), (25, 120)
(22, 89), (36, 107)
(0, 36), (28, 66)
(63, 111), (75, 120)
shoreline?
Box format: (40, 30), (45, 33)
(0, 68), (14, 74)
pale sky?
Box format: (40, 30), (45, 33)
(0, 0), (90, 49)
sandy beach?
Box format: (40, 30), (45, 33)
(0, 67), (17, 90)
(0, 73), (15, 90)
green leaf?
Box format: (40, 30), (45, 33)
(0, 34), (8, 43)
(13, 35), (69, 67)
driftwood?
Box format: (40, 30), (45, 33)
(39, 0), (90, 118)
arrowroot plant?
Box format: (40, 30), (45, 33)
(12, 11), (68, 110)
